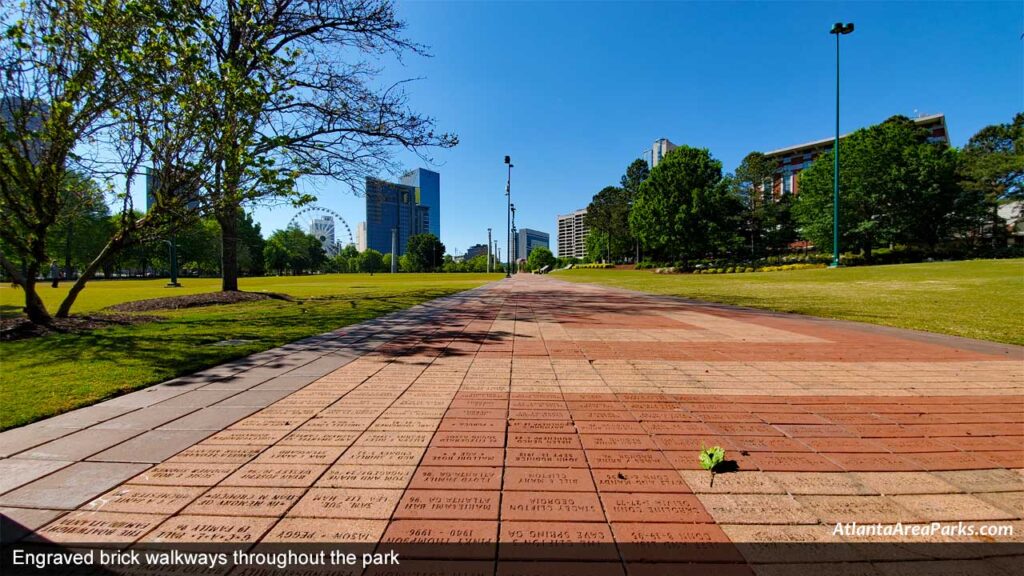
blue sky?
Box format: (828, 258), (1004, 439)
(247, 0), (1022, 256)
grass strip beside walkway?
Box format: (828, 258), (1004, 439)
(555, 259), (1024, 346)
(0, 274), (499, 429)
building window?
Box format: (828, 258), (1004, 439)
(783, 172), (792, 195)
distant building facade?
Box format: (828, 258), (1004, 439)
(401, 168), (441, 238)
(356, 221), (367, 252)
(760, 113), (949, 200)
(557, 209), (589, 259)
(514, 228), (550, 260)
(465, 243), (489, 260)
(651, 138), (677, 168)
(365, 177), (431, 256)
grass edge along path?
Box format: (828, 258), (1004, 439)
(554, 259), (1024, 346)
(0, 274), (499, 429)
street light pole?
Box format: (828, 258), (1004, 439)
(830, 22), (854, 268)
(487, 228), (492, 273)
(511, 204), (517, 274)
(504, 156), (513, 278)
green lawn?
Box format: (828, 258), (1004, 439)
(0, 274), (499, 429)
(555, 259), (1024, 346)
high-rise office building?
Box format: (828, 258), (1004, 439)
(557, 209), (588, 259)
(365, 177), (431, 256)
(651, 138), (677, 168)
(401, 168), (441, 238)
(356, 222), (367, 252)
(514, 228), (550, 260)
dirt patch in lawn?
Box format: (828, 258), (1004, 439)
(106, 290), (292, 312)
(0, 313), (162, 341)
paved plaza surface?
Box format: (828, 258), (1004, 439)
(1, 274), (1022, 574)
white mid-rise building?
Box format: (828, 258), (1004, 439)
(557, 209), (589, 259)
(651, 138), (677, 168)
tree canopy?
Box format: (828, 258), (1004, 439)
(405, 233), (445, 272)
(792, 115), (965, 257)
(629, 145), (741, 263)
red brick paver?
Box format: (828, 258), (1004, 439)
(1, 275), (1021, 572)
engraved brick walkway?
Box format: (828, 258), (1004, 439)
(1, 274), (1022, 574)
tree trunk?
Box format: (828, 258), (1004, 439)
(56, 231), (129, 318)
(0, 252), (52, 325)
(218, 209), (239, 291)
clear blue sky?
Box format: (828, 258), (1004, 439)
(248, 0), (1023, 256)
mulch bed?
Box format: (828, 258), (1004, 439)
(0, 313), (162, 341)
(1, 291), (292, 341)
(106, 290), (290, 312)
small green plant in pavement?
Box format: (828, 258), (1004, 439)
(699, 444), (726, 487)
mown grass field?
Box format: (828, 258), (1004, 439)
(0, 274), (500, 429)
(555, 259), (1024, 346)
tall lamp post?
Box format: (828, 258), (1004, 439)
(830, 21), (854, 268)
(504, 156), (513, 278)
(510, 204), (517, 274)
(487, 228), (492, 273)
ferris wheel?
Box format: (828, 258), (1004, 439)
(288, 206), (354, 257)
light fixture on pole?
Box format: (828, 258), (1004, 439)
(504, 155), (513, 278)
(829, 21), (854, 268)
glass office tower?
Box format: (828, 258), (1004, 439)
(365, 178), (431, 256)
(401, 168), (440, 239)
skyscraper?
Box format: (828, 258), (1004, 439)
(365, 177), (432, 256)
(401, 168), (441, 238)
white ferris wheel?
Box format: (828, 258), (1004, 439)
(288, 206), (354, 257)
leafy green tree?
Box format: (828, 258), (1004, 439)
(236, 211), (266, 276)
(359, 249), (384, 275)
(585, 186), (631, 262)
(619, 158), (650, 261)
(629, 146), (740, 263)
(621, 158), (651, 197)
(262, 226), (325, 275)
(405, 233), (445, 272)
(959, 113), (1024, 247)
(0, 0), (206, 323)
(793, 115), (963, 257)
(732, 151), (796, 256)
(46, 173), (113, 278)
(326, 252), (350, 273)
(188, 0), (457, 292)
(526, 246), (556, 272)
(382, 252), (394, 272)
